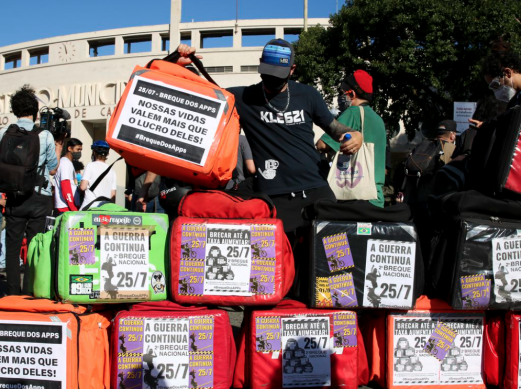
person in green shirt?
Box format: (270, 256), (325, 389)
(317, 70), (386, 207)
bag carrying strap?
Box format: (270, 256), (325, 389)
(147, 51), (219, 87)
(82, 196), (113, 211)
(359, 105), (365, 137)
(130, 301), (207, 312)
(88, 157), (123, 193)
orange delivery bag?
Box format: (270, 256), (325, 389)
(0, 296), (112, 389)
(107, 52), (240, 188)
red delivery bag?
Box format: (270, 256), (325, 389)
(233, 299), (368, 389)
(482, 312), (504, 387)
(111, 301), (236, 389)
(387, 296), (486, 389)
(170, 190), (295, 306)
(358, 309), (387, 388)
(0, 296), (112, 389)
(107, 52), (240, 188)
(504, 311), (521, 389)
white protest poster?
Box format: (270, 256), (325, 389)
(391, 316), (440, 386)
(492, 236), (521, 304)
(142, 318), (190, 389)
(204, 224), (252, 296)
(281, 316), (331, 387)
(0, 320), (67, 389)
(439, 318), (484, 385)
(100, 227), (150, 300)
(453, 102), (477, 134)
(112, 75), (226, 166)
(363, 240), (416, 309)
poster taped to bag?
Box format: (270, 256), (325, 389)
(281, 317), (331, 387)
(111, 76), (226, 166)
(0, 320), (67, 389)
(390, 314), (484, 386)
(117, 316), (214, 389)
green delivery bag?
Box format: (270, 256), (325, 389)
(28, 203), (169, 303)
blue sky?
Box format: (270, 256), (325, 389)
(0, 0), (339, 48)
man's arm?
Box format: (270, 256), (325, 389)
(241, 136), (256, 175)
(60, 180), (78, 211)
(327, 119), (363, 155)
(136, 172), (159, 212)
(47, 133), (63, 175)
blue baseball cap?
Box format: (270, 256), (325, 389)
(259, 39), (295, 78)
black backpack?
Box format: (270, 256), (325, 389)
(397, 139), (445, 204)
(0, 124), (46, 196)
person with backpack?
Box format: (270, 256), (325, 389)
(0, 85), (62, 295)
(79, 140), (118, 210)
(54, 138), (83, 215)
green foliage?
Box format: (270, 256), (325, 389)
(293, 0), (521, 138)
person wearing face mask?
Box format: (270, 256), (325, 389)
(469, 38), (521, 129)
(317, 70), (387, 208)
(176, 40), (361, 237)
(54, 138), (83, 215)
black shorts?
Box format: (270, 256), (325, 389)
(270, 185), (335, 232)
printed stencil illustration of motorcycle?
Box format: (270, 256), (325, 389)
(328, 254), (345, 271)
(425, 338), (438, 355)
(251, 243), (268, 258)
(462, 295), (479, 308)
(179, 278), (195, 294)
(256, 335), (272, 351)
(190, 333), (198, 352)
(69, 247), (87, 265)
(181, 243), (197, 258)
(250, 276), (265, 293)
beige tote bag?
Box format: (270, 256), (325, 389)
(327, 106), (378, 200)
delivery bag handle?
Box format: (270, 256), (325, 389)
(130, 301), (208, 312)
(147, 51), (219, 88)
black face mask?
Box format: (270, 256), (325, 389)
(261, 74), (290, 93)
(338, 94), (351, 113)
(72, 152), (82, 161)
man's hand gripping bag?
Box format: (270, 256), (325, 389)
(233, 299), (369, 389)
(107, 53), (240, 188)
(171, 190), (294, 306)
(111, 301), (236, 389)
(28, 203), (169, 303)
(0, 296), (112, 389)
(387, 296), (487, 389)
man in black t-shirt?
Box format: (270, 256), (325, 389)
(176, 40), (362, 234)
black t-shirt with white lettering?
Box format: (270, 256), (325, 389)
(227, 81), (334, 195)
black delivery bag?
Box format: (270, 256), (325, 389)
(307, 200), (424, 310)
(428, 190), (521, 310)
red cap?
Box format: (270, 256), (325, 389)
(353, 70), (373, 93)
(342, 69), (373, 100)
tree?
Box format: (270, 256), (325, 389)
(293, 0), (521, 138)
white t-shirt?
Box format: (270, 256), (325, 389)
(54, 157), (78, 210)
(80, 161), (117, 211)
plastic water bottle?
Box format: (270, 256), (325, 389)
(336, 133), (352, 171)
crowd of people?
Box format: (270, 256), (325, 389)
(0, 35), (520, 296)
